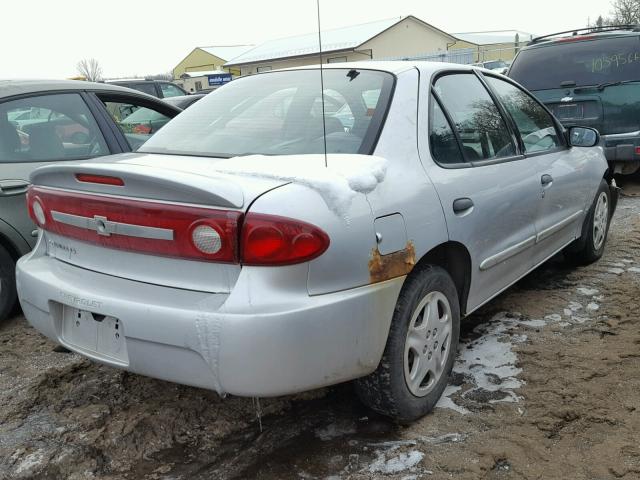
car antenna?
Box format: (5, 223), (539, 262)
(316, 0), (328, 168)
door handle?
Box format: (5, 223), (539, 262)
(453, 197), (474, 214)
(541, 174), (553, 186)
(0, 179), (30, 196)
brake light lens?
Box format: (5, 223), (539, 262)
(556, 35), (594, 43)
(26, 186), (330, 266)
(241, 213), (330, 266)
(132, 123), (152, 135)
(75, 174), (125, 186)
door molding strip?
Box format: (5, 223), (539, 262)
(479, 210), (584, 272)
(535, 210), (583, 244)
(479, 235), (536, 271)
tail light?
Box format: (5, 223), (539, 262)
(26, 186), (241, 263)
(26, 186), (330, 266)
(241, 213), (330, 266)
(132, 123), (152, 135)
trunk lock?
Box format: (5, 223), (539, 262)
(94, 216), (110, 236)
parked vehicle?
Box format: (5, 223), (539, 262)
(509, 25), (640, 174)
(106, 79), (188, 99)
(163, 93), (206, 110)
(472, 59), (510, 74)
(0, 80), (181, 321)
(17, 63), (616, 421)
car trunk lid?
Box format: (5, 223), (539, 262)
(29, 152), (291, 293)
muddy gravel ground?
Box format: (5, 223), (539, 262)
(2, 184), (640, 480)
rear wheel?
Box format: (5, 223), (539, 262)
(0, 244), (17, 322)
(355, 266), (460, 422)
(564, 179), (611, 265)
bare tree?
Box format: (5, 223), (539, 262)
(77, 58), (103, 82)
(145, 72), (173, 81)
(609, 0), (640, 24)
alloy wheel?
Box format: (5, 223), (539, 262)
(403, 291), (453, 397)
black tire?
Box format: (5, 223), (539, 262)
(0, 244), (16, 322)
(355, 266), (460, 423)
(564, 179), (611, 266)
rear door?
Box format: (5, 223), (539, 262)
(422, 71), (541, 312)
(0, 92), (111, 248)
(483, 74), (590, 266)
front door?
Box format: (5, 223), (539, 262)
(422, 72), (542, 312)
(483, 75), (590, 266)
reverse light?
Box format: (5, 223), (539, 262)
(190, 224), (223, 255)
(32, 200), (46, 226)
(241, 213), (330, 266)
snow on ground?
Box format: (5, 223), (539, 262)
(212, 154), (387, 220)
(438, 285), (604, 414)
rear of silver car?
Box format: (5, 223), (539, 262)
(16, 153), (403, 396)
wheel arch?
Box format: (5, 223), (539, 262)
(411, 241), (472, 316)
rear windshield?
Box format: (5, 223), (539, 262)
(509, 35), (640, 90)
(139, 69), (394, 158)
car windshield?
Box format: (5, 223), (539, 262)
(509, 35), (640, 90)
(139, 68), (394, 158)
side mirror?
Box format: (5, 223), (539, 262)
(568, 126), (599, 147)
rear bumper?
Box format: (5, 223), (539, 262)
(602, 132), (640, 163)
(16, 251), (403, 397)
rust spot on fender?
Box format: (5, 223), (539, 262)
(368, 241), (416, 283)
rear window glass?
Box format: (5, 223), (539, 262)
(139, 69), (394, 158)
(510, 35), (640, 90)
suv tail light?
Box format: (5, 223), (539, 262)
(241, 213), (330, 266)
(26, 187), (330, 266)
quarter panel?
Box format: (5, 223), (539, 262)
(368, 68), (450, 271)
(246, 183), (376, 295)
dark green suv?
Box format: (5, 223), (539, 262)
(509, 26), (640, 174)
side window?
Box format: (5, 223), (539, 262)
(429, 95), (463, 165)
(485, 76), (562, 154)
(160, 83), (184, 98)
(434, 73), (516, 162)
(0, 93), (109, 163)
(101, 99), (172, 150)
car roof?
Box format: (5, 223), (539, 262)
(0, 79), (162, 100)
(107, 79), (159, 84)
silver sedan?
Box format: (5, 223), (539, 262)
(16, 62), (616, 421)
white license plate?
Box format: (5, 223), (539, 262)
(61, 306), (129, 365)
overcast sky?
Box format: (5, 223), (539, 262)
(0, 0), (612, 79)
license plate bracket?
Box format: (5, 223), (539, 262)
(61, 306), (129, 365)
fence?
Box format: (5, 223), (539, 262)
(380, 45), (522, 65)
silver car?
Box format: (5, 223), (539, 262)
(16, 63), (616, 421)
